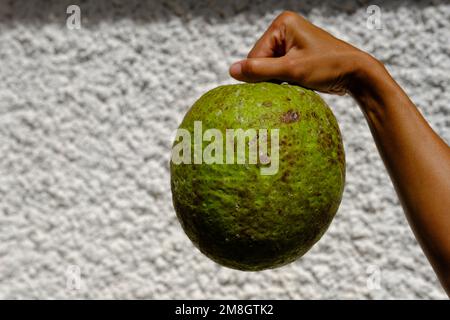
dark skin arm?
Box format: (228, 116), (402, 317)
(229, 11), (450, 295)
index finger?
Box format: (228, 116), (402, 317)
(247, 24), (280, 59)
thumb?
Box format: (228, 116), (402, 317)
(229, 57), (291, 83)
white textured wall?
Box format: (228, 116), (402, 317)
(0, 0), (448, 299)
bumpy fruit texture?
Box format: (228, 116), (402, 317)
(171, 82), (345, 271)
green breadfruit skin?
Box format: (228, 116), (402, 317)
(170, 82), (345, 271)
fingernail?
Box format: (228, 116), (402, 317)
(230, 62), (242, 76)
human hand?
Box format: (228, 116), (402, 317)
(229, 11), (378, 95)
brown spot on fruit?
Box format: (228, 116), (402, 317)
(337, 142), (345, 165)
(281, 171), (289, 182)
(281, 110), (300, 123)
(319, 131), (333, 149)
(262, 101), (273, 107)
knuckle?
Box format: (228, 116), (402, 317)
(284, 59), (299, 77)
(241, 60), (256, 76)
(271, 11), (300, 33)
(277, 11), (298, 24)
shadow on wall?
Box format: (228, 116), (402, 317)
(0, 0), (445, 24)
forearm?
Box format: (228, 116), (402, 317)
(350, 56), (450, 293)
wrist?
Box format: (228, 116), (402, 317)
(347, 53), (389, 95)
(346, 52), (401, 119)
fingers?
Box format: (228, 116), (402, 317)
(246, 11), (306, 59)
(247, 13), (291, 58)
(229, 57), (293, 83)
(247, 26), (278, 59)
